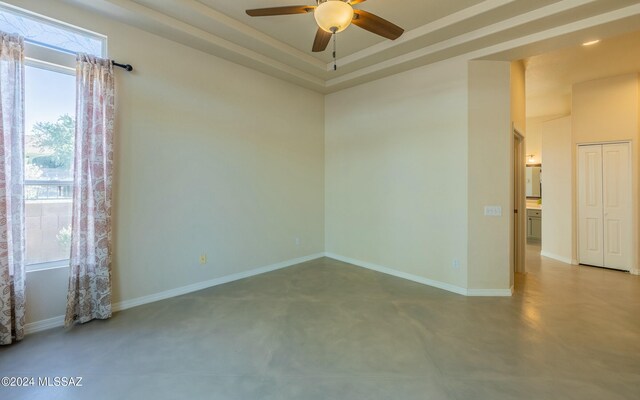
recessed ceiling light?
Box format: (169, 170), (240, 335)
(582, 39), (600, 46)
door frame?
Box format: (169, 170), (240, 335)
(512, 127), (526, 276)
(576, 140), (633, 271)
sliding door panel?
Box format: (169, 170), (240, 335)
(578, 145), (604, 267)
(602, 143), (631, 270)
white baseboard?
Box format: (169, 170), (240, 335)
(113, 253), (324, 312)
(540, 251), (574, 265)
(24, 315), (65, 335)
(24, 253), (324, 335)
(325, 253), (512, 297)
(467, 287), (514, 296)
(630, 269), (640, 276)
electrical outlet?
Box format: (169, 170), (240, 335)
(452, 259), (460, 269)
(199, 254), (207, 265)
(295, 237), (301, 247)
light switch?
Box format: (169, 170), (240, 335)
(484, 206), (502, 217)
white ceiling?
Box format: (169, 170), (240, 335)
(526, 29), (640, 122)
(64, 0), (640, 93)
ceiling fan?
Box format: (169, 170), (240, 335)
(246, 0), (404, 53)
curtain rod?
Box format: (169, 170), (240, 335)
(112, 60), (133, 72)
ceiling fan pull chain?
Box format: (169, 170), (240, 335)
(333, 32), (337, 71)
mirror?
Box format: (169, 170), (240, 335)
(526, 165), (542, 198)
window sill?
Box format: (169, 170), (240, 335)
(26, 260), (69, 273)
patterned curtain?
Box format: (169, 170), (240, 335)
(0, 33), (25, 345)
(65, 54), (114, 326)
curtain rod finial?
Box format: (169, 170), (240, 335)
(111, 60), (133, 72)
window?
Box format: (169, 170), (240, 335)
(24, 65), (75, 267)
(0, 3), (105, 57)
(0, 3), (106, 270)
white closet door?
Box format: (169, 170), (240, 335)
(602, 143), (631, 270)
(578, 145), (604, 267)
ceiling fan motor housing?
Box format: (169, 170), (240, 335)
(314, 0), (354, 33)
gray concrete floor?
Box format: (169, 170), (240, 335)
(1, 244), (639, 399)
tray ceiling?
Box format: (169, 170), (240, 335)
(64, 0), (640, 93)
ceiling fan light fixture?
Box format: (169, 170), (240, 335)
(314, 0), (354, 33)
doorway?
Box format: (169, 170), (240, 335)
(512, 128), (526, 278)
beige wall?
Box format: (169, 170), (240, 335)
(25, 267), (68, 323)
(573, 74), (639, 142)
(325, 59), (469, 289)
(325, 59), (517, 293)
(526, 123), (543, 164)
(572, 73), (639, 272)
(467, 60), (513, 291)
(511, 61), (526, 134)
(540, 116), (573, 263)
(16, 0), (326, 324)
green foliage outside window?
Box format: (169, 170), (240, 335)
(31, 114), (75, 170)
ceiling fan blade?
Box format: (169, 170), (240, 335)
(312, 28), (332, 52)
(349, 0), (367, 5)
(246, 6), (315, 17)
(352, 10), (404, 40)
